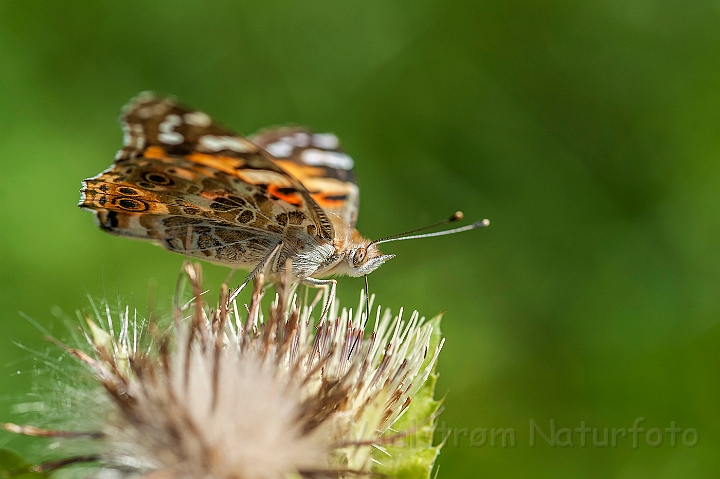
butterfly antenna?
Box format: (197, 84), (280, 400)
(368, 211), (489, 247)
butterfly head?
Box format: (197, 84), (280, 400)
(344, 243), (395, 277)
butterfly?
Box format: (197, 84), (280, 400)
(79, 93), (488, 306)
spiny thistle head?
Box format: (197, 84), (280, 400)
(3, 263), (445, 479)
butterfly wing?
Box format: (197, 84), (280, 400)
(250, 127), (360, 229)
(80, 94), (334, 266)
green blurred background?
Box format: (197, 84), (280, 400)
(1, 1), (719, 477)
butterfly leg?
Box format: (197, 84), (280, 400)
(302, 277), (337, 321)
(228, 241), (284, 303)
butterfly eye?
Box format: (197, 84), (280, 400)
(352, 248), (367, 267)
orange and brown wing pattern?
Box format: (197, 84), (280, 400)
(79, 94), (334, 265)
(119, 94), (333, 238)
(250, 127), (360, 229)
(81, 154), (295, 261)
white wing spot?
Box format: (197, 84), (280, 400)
(301, 149), (354, 170)
(136, 106), (153, 119)
(184, 111), (212, 127)
(312, 133), (339, 150)
(265, 140), (294, 158)
(137, 102), (170, 119)
(134, 125), (145, 149)
(158, 114), (184, 145)
(200, 135), (251, 152)
(122, 124), (146, 149)
(294, 132), (311, 147)
(122, 124), (131, 145)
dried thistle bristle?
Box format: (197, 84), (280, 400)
(7, 262), (444, 479)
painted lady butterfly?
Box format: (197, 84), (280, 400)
(79, 93), (487, 304)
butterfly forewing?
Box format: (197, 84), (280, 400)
(80, 94), (336, 266)
(117, 93), (257, 161)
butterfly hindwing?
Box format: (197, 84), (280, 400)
(250, 127), (360, 229)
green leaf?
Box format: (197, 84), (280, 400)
(371, 314), (445, 479)
(0, 450), (48, 479)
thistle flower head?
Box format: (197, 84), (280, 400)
(5, 263), (444, 479)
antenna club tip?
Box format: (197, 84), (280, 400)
(471, 218), (490, 228)
(452, 211), (464, 221)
